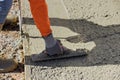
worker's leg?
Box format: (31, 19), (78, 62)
(0, 0), (13, 31)
(29, 0), (52, 37)
(29, 0), (64, 56)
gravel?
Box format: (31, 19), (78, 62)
(0, 0), (24, 80)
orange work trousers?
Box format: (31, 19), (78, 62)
(29, 0), (52, 37)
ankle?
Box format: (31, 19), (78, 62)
(43, 33), (57, 48)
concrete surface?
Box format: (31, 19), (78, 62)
(22, 0), (120, 80)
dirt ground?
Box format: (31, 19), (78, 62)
(0, 0), (24, 80)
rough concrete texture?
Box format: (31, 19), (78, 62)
(22, 0), (120, 80)
(63, 0), (120, 42)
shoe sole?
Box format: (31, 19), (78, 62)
(31, 49), (88, 62)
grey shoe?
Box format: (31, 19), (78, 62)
(31, 40), (70, 61)
(0, 58), (18, 73)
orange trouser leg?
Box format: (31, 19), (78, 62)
(29, 0), (52, 37)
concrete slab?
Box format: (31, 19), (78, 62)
(22, 0), (81, 80)
(22, 0), (120, 80)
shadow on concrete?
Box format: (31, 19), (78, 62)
(23, 17), (120, 67)
(23, 17), (120, 42)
